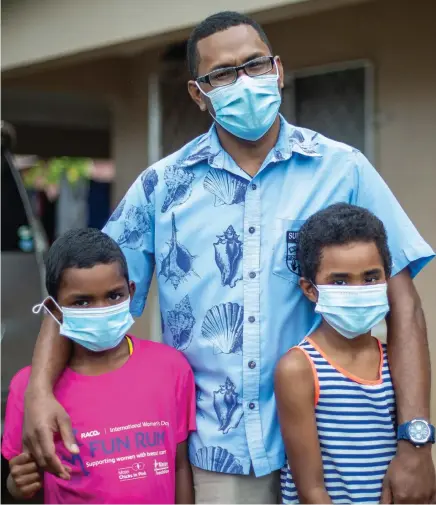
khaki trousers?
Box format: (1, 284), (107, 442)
(192, 465), (281, 504)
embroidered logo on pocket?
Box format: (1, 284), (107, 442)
(286, 230), (301, 277)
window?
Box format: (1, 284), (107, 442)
(282, 61), (374, 160)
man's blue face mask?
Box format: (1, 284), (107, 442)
(197, 62), (282, 142)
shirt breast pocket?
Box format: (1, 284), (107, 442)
(272, 218), (306, 284)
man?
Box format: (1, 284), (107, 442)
(22, 11), (435, 504)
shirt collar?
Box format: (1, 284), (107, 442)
(177, 115), (322, 169)
(176, 125), (222, 170)
(271, 115), (323, 162)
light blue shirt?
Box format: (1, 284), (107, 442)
(103, 116), (434, 477)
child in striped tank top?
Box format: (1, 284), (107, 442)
(275, 203), (397, 504)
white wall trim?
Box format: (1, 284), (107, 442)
(147, 72), (162, 165)
(146, 71), (163, 341)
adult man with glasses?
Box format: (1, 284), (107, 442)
(22, 10), (435, 504)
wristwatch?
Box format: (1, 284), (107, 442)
(397, 418), (435, 447)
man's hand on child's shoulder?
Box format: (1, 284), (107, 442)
(7, 452), (42, 499)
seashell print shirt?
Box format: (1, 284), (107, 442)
(103, 115), (435, 477)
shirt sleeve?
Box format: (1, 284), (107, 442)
(1, 368), (30, 460)
(103, 171), (156, 317)
(352, 150), (435, 277)
(175, 357), (197, 444)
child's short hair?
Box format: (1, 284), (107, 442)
(45, 228), (129, 299)
(298, 203), (392, 282)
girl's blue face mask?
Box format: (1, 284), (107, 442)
(33, 297), (134, 352)
(314, 283), (390, 339)
(197, 62), (282, 141)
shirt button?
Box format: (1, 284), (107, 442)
(249, 402), (256, 410)
(248, 316), (255, 323)
(251, 183), (257, 190)
(249, 226), (255, 234)
(249, 271), (256, 279)
(248, 360), (256, 369)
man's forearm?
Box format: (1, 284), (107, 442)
(387, 270), (431, 424)
(23, 315), (76, 475)
(28, 315), (71, 393)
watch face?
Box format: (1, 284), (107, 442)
(408, 420), (431, 443)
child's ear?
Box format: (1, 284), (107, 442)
(128, 281), (136, 300)
(299, 278), (318, 304)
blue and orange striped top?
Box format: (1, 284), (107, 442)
(281, 338), (397, 504)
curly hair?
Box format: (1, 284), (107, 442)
(297, 203), (392, 282)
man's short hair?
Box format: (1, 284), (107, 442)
(45, 228), (129, 299)
(297, 203), (392, 282)
(187, 11), (272, 79)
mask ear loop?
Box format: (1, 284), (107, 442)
(309, 280), (320, 303)
(195, 81), (206, 96)
(273, 59), (280, 81)
(313, 282), (320, 292)
(32, 296), (62, 326)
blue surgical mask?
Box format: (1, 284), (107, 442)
(314, 283), (389, 339)
(197, 64), (282, 141)
(33, 297), (134, 352)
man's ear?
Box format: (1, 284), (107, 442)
(275, 56), (285, 90)
(299, 278), (318, 303)
(129, 281), (136, 300)
(188, 81), (208, 112)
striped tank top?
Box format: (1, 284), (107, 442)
(281, 338), (397, 504)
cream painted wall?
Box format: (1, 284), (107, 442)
(2, 58), (132, 97)
(266, 0), (436, 430)
(3, 0), (434, 432)
(266, 0), (436, 337)
(109, 0), (436, 419)
(1, 0), (311, 71)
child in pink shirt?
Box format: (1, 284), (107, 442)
(2, 228), (196, 504)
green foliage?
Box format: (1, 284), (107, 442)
(23, 157), (91, 189)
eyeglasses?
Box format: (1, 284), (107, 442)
(197, 56), (275, 88)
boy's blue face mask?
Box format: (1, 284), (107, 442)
(197, 62), (282, 142)
(314, 283), (390, 339)
(33, 297), (134, 352)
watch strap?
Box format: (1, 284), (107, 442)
(397, 422), (409, 441)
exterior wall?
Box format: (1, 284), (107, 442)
(2, 0), (435, 443)
(2, 58), (131, 96)
(270, 0), (436, 449)
(1, 0), (311, 71)
(110, 0), (436, 422)
(266, 0), (436, 411)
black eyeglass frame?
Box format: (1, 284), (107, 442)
(196, 56), (276, 88)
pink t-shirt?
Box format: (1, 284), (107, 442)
(2, 336), (196, 504)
